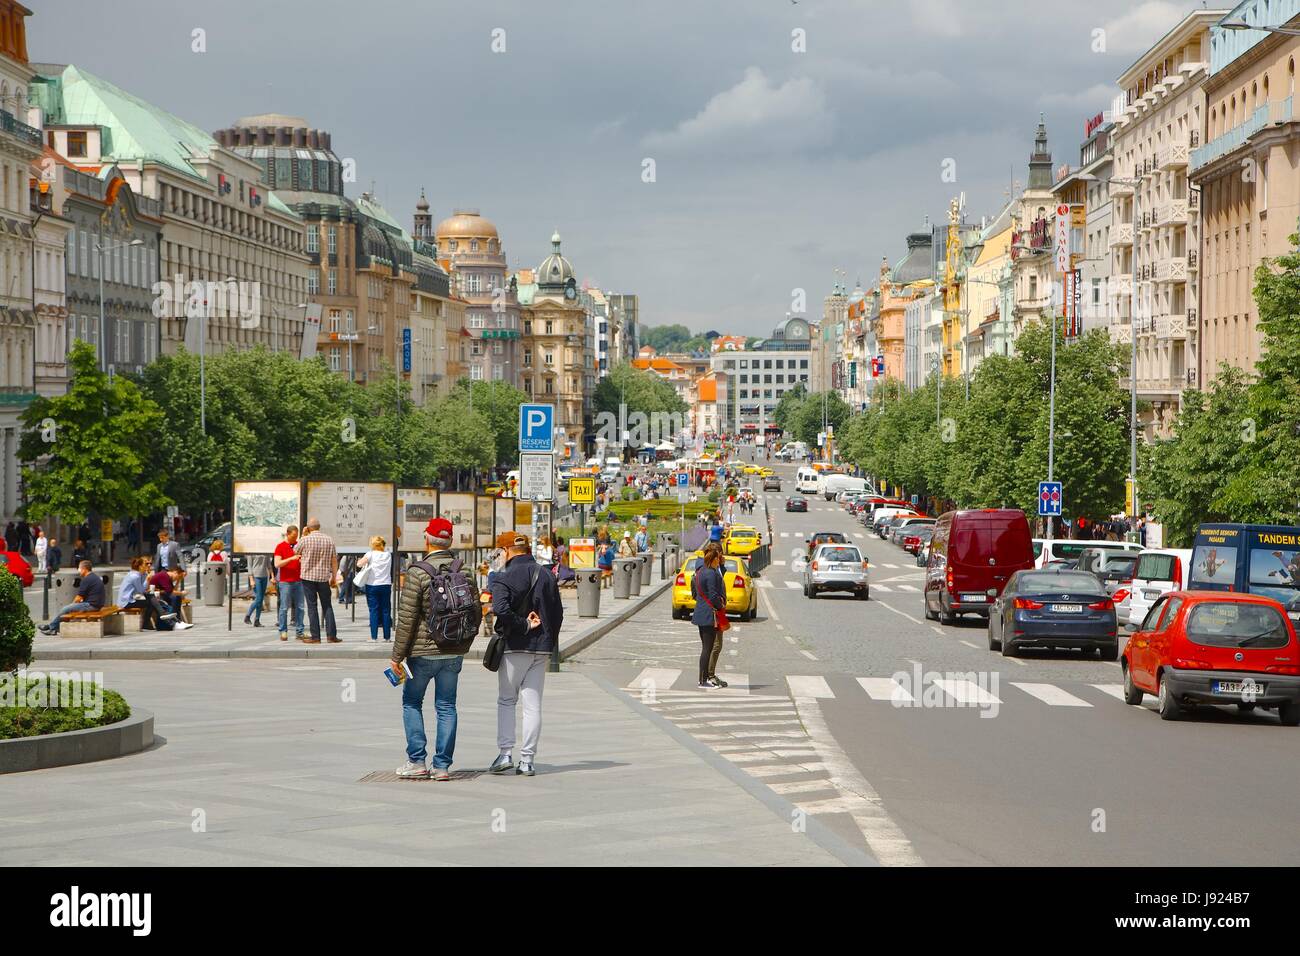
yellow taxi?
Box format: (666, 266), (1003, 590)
(671, 551), (758, 621)
(758, 467), (775, 478)
(723, 525), (763, 558)
(742, 464), (763, 475)
(483, 482), (506, 497)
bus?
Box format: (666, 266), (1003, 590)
(1190, 523), (1300, 620)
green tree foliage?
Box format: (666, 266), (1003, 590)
(19, 341), (170, 524)
(772, 383), (807, 434)
(641, 323), (694, 353)
(593, 363), (688, 421)
(452, 378), (527, 468)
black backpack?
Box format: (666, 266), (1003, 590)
(413, 557), (483, 648)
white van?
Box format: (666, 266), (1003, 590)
(796, 466), (819, 494)
(1122, 548), (1193, 627)
(818, 474), (870, 500)
(1033, 538), (1142, 569)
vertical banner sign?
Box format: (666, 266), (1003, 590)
(1069, 268), (1082, 337)
(299, 303), (323, 360)
(1054, 203), (1071, 274)
(401, 327), (412, 373)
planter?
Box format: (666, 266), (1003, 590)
(0, 709), (154, 773)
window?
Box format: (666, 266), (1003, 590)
(492, 363), (503, 380)
(524, 348), (533, 367)
(524, 320), (532, 335)
(471, 341), (482, 355)
(544, 377), (553, 394)
(329, 347), (340, 372)
(307, 272), (319, 294)
(67, 130), (87, 157)
(471, 363), (484, 380)
(545, 352), (554, 365)
(328, 309), (340, 333)
(326, 228), (337, 256)
(468, 314), (485, 328)
(493, 341), (503, 354)
(470, 239), (479, 252)
(306, 226), (319, 253)
(328, 269), (337, 295)
(545, 320), (553, 334)
(466, 274), (482, 294)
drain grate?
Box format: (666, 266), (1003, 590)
(359, 769), (485, 783)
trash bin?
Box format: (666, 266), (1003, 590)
(627, 557), (643, 597)
(664, 545), (680, 579)
(613, 557), (638, 599)
(576, 569), (602, 618)
(202, 562), (227, 607)
(638, 552), (653, 587)
(49, 571), (80, 610)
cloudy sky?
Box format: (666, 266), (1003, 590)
(35, 0), (1209, 336)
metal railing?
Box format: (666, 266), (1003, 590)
(1192, 97), (1293, 170)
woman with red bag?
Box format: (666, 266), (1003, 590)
(690, 542), (729, 689)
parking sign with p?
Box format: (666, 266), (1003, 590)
(519, 403), (555, 453)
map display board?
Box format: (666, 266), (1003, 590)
(232, 480), (303, 554)
(494, 498), (515, 542)
(305, 481), (396, 554)
(396, 488), (439, 554)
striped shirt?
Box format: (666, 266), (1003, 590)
(295, 531), (338, 582)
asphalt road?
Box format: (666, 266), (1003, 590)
(571, 447), (1300, 866)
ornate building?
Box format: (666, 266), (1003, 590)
(434, 208), (520, 386)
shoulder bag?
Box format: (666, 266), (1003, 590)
(693, 566), (730, 632)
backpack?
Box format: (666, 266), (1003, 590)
(413, 557), (483, 648)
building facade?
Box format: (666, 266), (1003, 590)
(710, 315), (812, 438)
(434, 208), (520, 386)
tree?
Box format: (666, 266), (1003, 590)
(789, 391), (851, 447)
(428, 394), (495, 478)
(19, 341), (170, 525)
(593, 363), (688, 421)
(641, 323), (694, 353)
(772, 383), (807, 434)
(452, 378), (527, 467)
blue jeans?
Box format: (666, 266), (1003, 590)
(276, 580), (305, 635)
(402, 655), (462, 769)
(248, 576), (269, 624)
(47, 600), (94, 633)
(366, 584), (392, 640)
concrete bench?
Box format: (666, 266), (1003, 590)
(61, 605), (124, 639)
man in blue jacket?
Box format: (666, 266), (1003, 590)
(488, 533), (564, 777)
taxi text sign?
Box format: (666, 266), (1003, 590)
(569, 476), (597, 505)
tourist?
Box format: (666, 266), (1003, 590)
(357, 534), (394, 642)
(244, 553), (270, 627)
(38, 560), (105, 635)
(295, 517), (340, 644)
(274, 525), (305, 642)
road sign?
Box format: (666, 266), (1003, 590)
(569, 476), (596, 505)
(677, 487), (691, 504)
(676, 472), (688, 488)
(1038, 480), (1063, 517)
(518, 403), (555, 453)
(1055, 204), (1071, 273)
(519, 452), (555, 500)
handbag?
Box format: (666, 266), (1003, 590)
(694, 566), (730, 632)
(483, 567), (540, 672)
(353, 561), (372, 589)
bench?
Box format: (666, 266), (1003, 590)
(61, 605), (124, 639)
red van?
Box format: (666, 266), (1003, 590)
(924, 509), (1034, 624)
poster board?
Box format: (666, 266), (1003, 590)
(396, 487), (439, 553)
(570, 538), (596, 570)
(494, 498), (515, 541)
(232, 479), (303, 554)
(305, 481), (396, 554)
(439, 492), (476, 551)
(514, 500), (533, 527)
(476, 495), (496, 548)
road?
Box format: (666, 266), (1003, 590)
(571, 448), (1300, 866)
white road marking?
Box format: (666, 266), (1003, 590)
(857, 677), (916, 703)
(784, 580), (801, 589)
(874, 585), (891, 592)
(1091, 683), (1127, 701)
(877, 600), (928, 628)
(772, 560), (787, 566)
(786, 675), (834, 698)
(799, 650), (818, 661)
(884, 563), (899, 569)
(1011, 682), (1094, 707)
(933, 678), (1002, 706)
(705, 719), (803, 728)
(958, 640), (979, 649)
(896, 584), (918, 592)
(783, 634), (797, 645)
(757, 579), (774, 588)
(729, 730), (809, 739)
(626, 668), (681, 692)
(767, 779), (839, 795)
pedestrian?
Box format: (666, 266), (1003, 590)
(489, 532), (564, 777)
(617, 530), (635, 557)
(295, 517), (340, 644)
(38, 560), (105, 635)
(34, 529), (47, 574)
(534, 533), (554, 569)
(391, 517), (481, 780)
(691, 542), (729, 688)
(634, 524), (649, 554)
(71, 538), (88, 566)
(337, 553), (358, 607)
(3, 522), (16, 551)
(48, 539), (62, 573)
(244, 553), (270, 627)
(274, 525), (306, 642)
(149, 561), (183, 619)
(554, 534), (576, 584)
(154, 529), (181, 573)
(208, 538), (226, 562)
(357, 534), (394, 642)
(17, 520), (30, 555)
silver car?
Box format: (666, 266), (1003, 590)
(804, 543), (869, 600)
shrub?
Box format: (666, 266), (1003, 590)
(0, 677), (130, 739)
(0, 569), (33, 673)
(621, 486), (641, 501)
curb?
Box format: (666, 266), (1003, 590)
(0, 708), (155, 774)
(31, 577), (674, 662)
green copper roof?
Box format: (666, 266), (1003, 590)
(353, 193), (405, 234)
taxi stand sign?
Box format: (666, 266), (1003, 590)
(569, 476), (597, 505)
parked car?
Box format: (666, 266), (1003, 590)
(901, 525), (936, 555)
(891, 516), (936, 545)
(181, 523), (248, 573)
(1033, 538), (1141, 570)
(0, 550), (33, 587)
(987, 569), (1118, 659)
(763, 475), (782, 491)
(1077, 547), (1141, 596)
(785, 496), (808, 513)
(723, 525), (762, 558)
(671, 551), (758, 621)
(872, 508), (918, 537)
(803, 543), (869, 600)
(1118, 548), (1194, 628)
(924, 509), (1035, 623)
(1122, 591), (1300, 723)
(877, 512), (920, 540)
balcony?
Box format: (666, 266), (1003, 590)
(1112, 274), (1133, 297)
(1110, 178), (1134, 198)
(0, 109), (41, 149)
(1139, 211), (1153, 233)
(1109, 222), (1134, 248)
(1156, 143), (1189, 170)
(1153, 199), (1188, 228)
(1109, 324), (1132, 346)
(1191, 97), (1294, 171)
(1154, 257), (1188, 283)
(1187, 249), (1198, 271)
(1154, 314), (1188, 339)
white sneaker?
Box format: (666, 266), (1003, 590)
(172, 621), (193, 630)
(396, 760), (429, 778)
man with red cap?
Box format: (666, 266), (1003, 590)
(392, 516), (477, 780)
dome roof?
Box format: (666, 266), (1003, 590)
(434, 207), (498, 240)
(537, 230), (574, 290)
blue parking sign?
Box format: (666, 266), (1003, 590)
(1038, 481), (1063, 517)
(519, 404), (554, 453)
(676, 472), (688, 488)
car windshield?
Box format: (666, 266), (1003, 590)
(1186, 602), (1290, 649)
(815, 533), (848, 544)
(1018, 572), (1104, 595)
(819, 547), (861, 562)
(1135, 552), (1178, 581)
(1104, 555), (1139, 575)
(686, 558), (741, 575)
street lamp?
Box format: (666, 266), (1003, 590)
(1221, 20), (1300, 36)
(94, 237), (144, 374)
(337, 322), (379, 383)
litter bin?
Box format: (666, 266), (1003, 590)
(664, 544), (680, 579)
(202, 561), (227, 607)
(638, 552), (653, 587)
(49, 571), (80, 610)
(627, 557), (643, 597)
(576, 569), (602, 618)
(613, 557), (638, 599)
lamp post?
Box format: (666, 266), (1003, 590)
(94, 237), (144, 374)
(1221, 19), (1300, 36)
(1009, 240), (1061, 538)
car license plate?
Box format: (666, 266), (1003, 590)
(1051, 604), (1083, 613)
(960, 593), (986, 603)
(833, 563), (850, 571)
(1143, 589), (1161, 600)
(1213, 680), (1265, 695)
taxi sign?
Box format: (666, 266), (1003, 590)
(569, 476), (597, 505)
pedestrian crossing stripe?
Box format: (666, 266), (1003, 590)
(784, 580), (801, 589)
(1011, 682), (1092, 707)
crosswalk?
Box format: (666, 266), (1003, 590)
(625, 667), (1130, 712)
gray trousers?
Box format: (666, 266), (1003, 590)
(497, 651), (548, 758)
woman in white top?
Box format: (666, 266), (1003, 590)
(534, 534), (554, 569)
(34, 530), (47, 573)
(357, 535), (394, 641)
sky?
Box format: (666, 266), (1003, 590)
(33, 0), (1211, 336)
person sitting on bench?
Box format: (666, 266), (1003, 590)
(39, 560), (104, 635)
(118, 556), (167, 630)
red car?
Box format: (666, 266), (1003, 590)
(0, 550), (33, 587)
(1123, 590), (1300, 724)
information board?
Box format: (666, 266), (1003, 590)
(232, 479), (303, 554)
(476, 495), (496, 548)
(494, 498), (515, 541)
(438, 492), (477, 551)
(396, 487), (439, 553)
(305, 481), (396, 553)
(569, 537), (596, 570)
